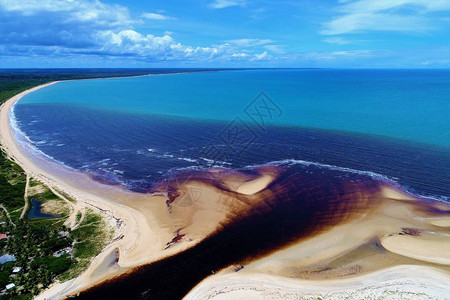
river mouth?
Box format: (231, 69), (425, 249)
(74, 165), (450, 299)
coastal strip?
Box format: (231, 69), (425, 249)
(0, 82), (171, 298)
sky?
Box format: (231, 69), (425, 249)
(0, 0), (450, 68)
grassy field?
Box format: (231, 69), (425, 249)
(0, 150), (26, 223)
(27, 179), (70, 219)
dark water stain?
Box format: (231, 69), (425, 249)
(27, 198), (60, 220)
(75, 166), (385, 300)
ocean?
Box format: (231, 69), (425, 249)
(11, 69), (450, 201)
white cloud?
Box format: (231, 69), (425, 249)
(322, 0), (450, 35)
(0, 0), (134, 27)
(252, 51), (268, 61)
(226, 38), (273, 47)
(210, 0), (246, 9)
(421, 59), (450, 65)
(142, 12), (175, 20)
(339, 0), (450, 14)
(264, 44), (285, 54)
(322, 13), (430, 35)
(0, 0), (260, 63)
(322, 37), (352, 44)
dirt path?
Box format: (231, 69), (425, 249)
(72, 207), (86, 230)
(20, 174), (30, 219)
(0, 204), (15, 226)
(17, 174), (85, 230)
(46, 185), (86, 230)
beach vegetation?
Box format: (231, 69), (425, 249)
(0, 151), (26, 218)
(58, 209), (113, 282)
(0, 148), (110, 297)
(27, 180), (70, 220)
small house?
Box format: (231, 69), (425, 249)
(0, 255), (15, 264)
(53, 247), (72, 258)
(58, 231), (69, 238)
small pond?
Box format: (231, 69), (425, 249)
(27, 198), (61, 220)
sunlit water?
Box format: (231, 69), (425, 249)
(11, 69), (450, 200)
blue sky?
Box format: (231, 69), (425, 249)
(1, 0), (450, 68)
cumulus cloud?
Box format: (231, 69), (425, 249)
(0, 0), (134, 48)
(97, 30), (231, 60)
(210, 0), (246, 9)
(0, 0), (262, 63)
(322, 0), (450, 35)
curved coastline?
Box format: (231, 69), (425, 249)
(1, 82), (450, 299)
(0, 82), (196, 298)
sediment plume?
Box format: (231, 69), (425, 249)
(75, 164), (450, 299)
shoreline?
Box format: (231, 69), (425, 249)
(0, 82), (129, 295)
(0, 81), (195, 298)
(1, 81), (450, 299)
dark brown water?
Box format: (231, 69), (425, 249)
(76, 165), (386, 300)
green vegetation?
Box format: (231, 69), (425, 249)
(0, 167), (112, 298)
(75, 211), (82, 224)
(0, 263), (14, 289)
(27, 179), (70, 219)
(58, 209), (113, 281)
(0, 170), (112, 298)
(0, 151), (26, 219)
(1, 219), (72, 296)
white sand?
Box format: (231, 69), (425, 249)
(236, 174), (274, 195)
(184, 265), (450, 300)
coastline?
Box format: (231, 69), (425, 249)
(0, 79), (284, 298)
(0, 82), (197, 298)
(1, 82), (450, 299)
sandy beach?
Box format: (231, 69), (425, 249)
(1, 83), (450, 299)
(0, 83), (196, 297)
(184, 265), (450, 300)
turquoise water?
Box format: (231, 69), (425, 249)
(12, 69), (450, 200)
(19, 69), (450, 148)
